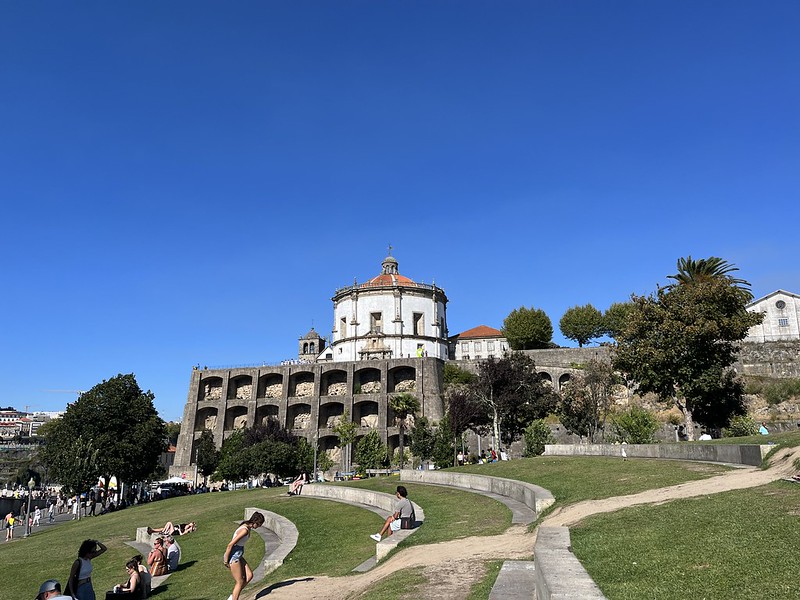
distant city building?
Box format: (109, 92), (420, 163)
(448, 325), (508, 360)
(746, 290), (800, 342)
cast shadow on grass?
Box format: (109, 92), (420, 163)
(173, 560), (197, 572)
(147, 561), (198, 596)
(255, 578), (315, 597)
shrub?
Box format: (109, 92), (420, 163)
(763, 378), (800, 405)
(724, 415), (758, 438)
(610, 406), (658, 444)
(523, 419), (555, 457)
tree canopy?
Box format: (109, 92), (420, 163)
(559, 304), (604, 347)
(613, 264), (762, 436)
(602, 301), (634, 340)
(213, 421), (309, 481)
(667, 255), (752, 297)
(502, 306), (553, 350)
(40, 373), (166, 491)
(470, 352), (557, 446)
(558, 359), (617, 442)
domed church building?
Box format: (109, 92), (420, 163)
(327, 253), (449, 362)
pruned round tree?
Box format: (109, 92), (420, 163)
(502, 306), (553, 350)
(559, 303), (604, 347)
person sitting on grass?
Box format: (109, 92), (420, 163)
(370, 485), (413, 542)
(146, 521), (196, 536)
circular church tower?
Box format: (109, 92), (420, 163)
(329, 254), (448, 362)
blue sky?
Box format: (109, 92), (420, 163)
(2, 1), (798, 421)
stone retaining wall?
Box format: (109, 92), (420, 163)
(400, 468), (555, 513)
(543, 443), (770, 466)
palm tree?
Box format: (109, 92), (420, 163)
(667, 256), (752, 298)
(388, 393), (420, 468)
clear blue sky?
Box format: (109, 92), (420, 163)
(2, 2), (798, 421)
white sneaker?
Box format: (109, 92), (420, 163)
(370, 533), (381, 542)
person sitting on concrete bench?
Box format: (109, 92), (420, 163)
(370, 485), (414, 542)
(287, 472), (308, 496)
(146, 521), (196, 536)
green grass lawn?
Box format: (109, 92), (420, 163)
(571, 480), (800, 599)
(455, 456), (731, 506)
(0, 480), (511, 600)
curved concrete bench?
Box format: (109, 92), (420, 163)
(243, 507), (299, 576)
(400, 468), (555, 514)
(301, 483), (424, 562)
(534, 526), (606, 599)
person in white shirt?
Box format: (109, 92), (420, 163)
(35, 579), (73, 600)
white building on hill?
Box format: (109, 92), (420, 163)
(746, 290), (800, 342)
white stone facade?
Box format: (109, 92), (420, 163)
(746, 290), (800, 342)
(326, 255), (449, 362)
(449, 324), (508, 360)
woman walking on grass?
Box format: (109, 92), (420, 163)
(223, 511), (264, 600)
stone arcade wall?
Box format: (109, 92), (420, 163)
(173, 357), (444, 476)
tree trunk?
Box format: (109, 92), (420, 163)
(398, 423), (405, 469)
(675, 398), (695, 441)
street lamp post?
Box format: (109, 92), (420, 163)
(24, 477), (35, 537)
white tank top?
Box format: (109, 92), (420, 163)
(231, 525), (249, 545)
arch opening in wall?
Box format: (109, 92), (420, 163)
(388, 366), (416, 393)
(558, 373), (572, 390)
(255, 404), (279, 426)
(224, 406), (248, 431)
(539, 372), (553, 387)
(290, 372), (315, 398)
(321, 370), (348, 396)
(195, 407), (219, 432)
(199, 377), (223, 402)
(258, 373), (283, 399)
(387, 433), (400, 457)
(354, 368), (382, 394)
(354, 400), (379, 428)
(228, 375), (254, 400)
(287, 403), (312, 430)
(319, 402), (344, 429)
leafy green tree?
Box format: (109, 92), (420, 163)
(614, 266), (762, 438)
(165, 422), (181, 446)
(40, 374), (166, 489)
(610, 406), (658, 444)
(470, 352), (557, 447)
(443, 362), (476, 387)
(213, 430), (248, 482)
(503, 306), (553, 350)
(602, 302), (634, 340)
(354, 431), (388, 474)
(388, 393), (420, 469)
(332, 408), (359, 473)
(42, 435), (99, 496)
(431, 415), (456, 469)
(445, 384), (489, 466)
(523, 420), (556, 457)
(409, 416), (436, 466)
(559, 304), (604, 347)
(194, 429), (219, 484)
(558, 360), (617, 442)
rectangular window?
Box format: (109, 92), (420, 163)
(474, 342), (482, 352)
(340, 317), (347, 337)
(371, 312), (382, 333)
(778, 318), (789, 327)
(461, 342), (469, 352)
(413, 313), (424, 335)
(487, 341), (495, 351)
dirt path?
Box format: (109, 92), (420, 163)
(247, 447), (800, 599)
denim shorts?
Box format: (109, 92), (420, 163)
(228, 545), (244, 564)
